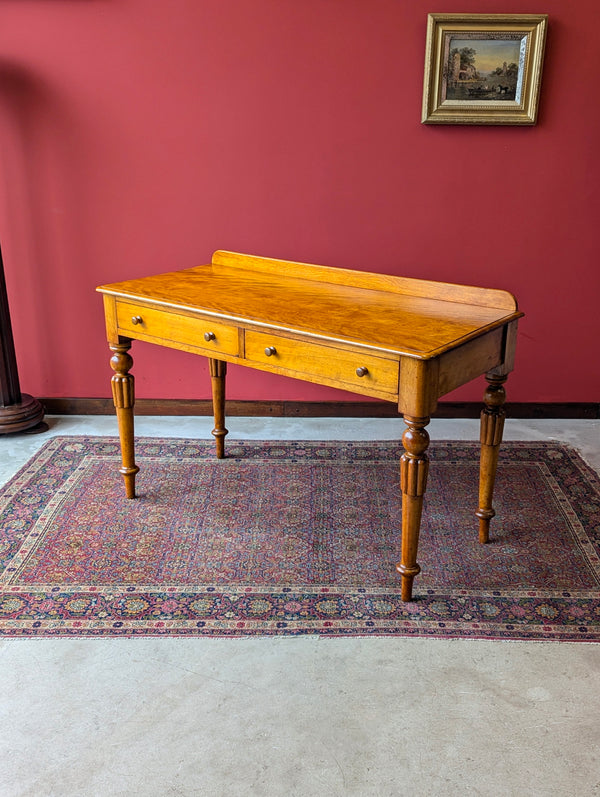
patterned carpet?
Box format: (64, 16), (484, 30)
(1, 436), (599, 639)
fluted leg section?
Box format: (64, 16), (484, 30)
(209, 358), (228, 459)
(476, 374), (507, 543)
(397, 415), (430, 601)
(110, 341), (139, 499)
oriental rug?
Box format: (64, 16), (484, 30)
(1, 436), (599, 640)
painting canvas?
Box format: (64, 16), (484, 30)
(443, 35), (526, 102)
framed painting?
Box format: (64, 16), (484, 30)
(422, 13), (548, 125)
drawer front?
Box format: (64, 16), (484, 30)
(244, 330), (399, 395)
(116, 301), (239, 356)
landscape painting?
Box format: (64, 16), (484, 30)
(422, 14), (548, 125)
(443, 35), (525, 102)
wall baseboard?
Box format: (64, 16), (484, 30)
(40, 398), (600, 419)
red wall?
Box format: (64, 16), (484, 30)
(0, 1), (598, 405)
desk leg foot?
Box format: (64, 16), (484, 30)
(209, 359), (228, 459)
(476, 374), (507, 544)
(110, 341), (139, 499)
(397, 415), (430, 601)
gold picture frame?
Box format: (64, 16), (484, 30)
(422, 13), (548, 125)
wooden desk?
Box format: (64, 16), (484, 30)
(97, 250), (523, 601)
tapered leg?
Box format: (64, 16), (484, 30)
(109, 341), (139, 499)
(209, 358), (228, 459)
(476, 373), (507, 543)
(397, 415), (430, 601)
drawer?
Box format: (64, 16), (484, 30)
(244, 330), (399, 395)
(116, 301), (239, 356)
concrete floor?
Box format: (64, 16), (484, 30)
(1, 416), (599, 797)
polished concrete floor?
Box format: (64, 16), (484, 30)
(1, 416), (599, 797)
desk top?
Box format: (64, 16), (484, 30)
(98, 250), (522, 359)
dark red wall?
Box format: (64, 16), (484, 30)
(0, 1), (598, 404)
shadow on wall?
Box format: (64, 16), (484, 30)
(0, 58), (88, 389)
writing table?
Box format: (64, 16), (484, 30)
(97, 250), (523, 601)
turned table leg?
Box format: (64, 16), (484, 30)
(110, 340), (139, 499)
(209, 358), (228, 459)
(476, 373), (507, 543)
(397, 415), (430, 601)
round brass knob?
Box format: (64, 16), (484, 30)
(204, 331), (216, 341)
(355, 366), (369, 377)
(131, 316), (143, 325)
(264, 346), (277, 357)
